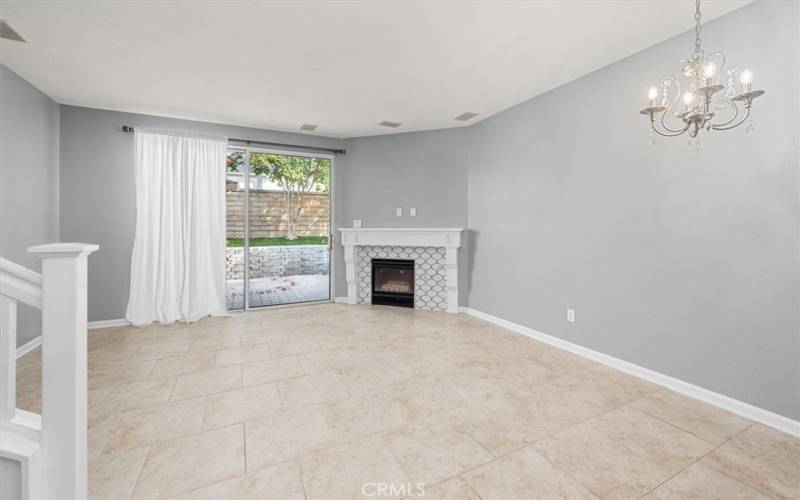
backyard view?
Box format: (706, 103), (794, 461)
(226, 236), (328, 247)
(225, 150), (331, 309)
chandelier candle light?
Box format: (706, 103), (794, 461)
(640, 0), (765, 147)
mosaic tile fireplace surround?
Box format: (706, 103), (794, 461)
(339, 228), (463, 313)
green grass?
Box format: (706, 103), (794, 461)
(226, 236), (328, 247)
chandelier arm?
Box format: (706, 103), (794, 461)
(659, 110), (688, 134)
(712, 106), (750, 131)
(710, 99), (740, 128)
(651, 120), (689, 137)
(657, 60), (690, 133)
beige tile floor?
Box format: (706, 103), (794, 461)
(15, 304), (800, 499)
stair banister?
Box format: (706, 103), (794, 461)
(27, 243), (98, 500)
(0, 258), (44, 499)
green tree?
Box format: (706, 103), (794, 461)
(226, 151), (244, 172)
(249, 153), (330, 240)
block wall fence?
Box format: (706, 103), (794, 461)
(226, 188), (329, 238)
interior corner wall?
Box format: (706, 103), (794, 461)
(58, 106), (346, 322)
(0, 64), (60, 347)
(335, 129), (470, 304)
(466, 0), (799, 420)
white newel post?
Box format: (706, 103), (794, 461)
(28, 243), (98, 500)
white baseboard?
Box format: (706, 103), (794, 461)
(459, 306), (800, 438)
(334, 296), (354, 304)
(15, 336), (41, 358)
(16, 318), (129, 356)
(17, 319), (128, 354)
(87, 318), (130, 329)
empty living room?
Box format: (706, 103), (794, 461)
(1, 0), (798, 499)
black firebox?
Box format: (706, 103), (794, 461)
(371, 259), (414, 308)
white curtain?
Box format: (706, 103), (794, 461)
(126, 128), (229, 326)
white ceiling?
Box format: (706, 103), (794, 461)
(1, 0), (750, 139)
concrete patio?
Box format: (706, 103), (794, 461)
(226, 274), (330, 309)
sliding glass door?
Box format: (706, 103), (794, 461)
(225, 148), (332, 310)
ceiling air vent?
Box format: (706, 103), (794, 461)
(0, 20), (26, 43)
(300, 124), (318, 131)
(454, 112), (479, 121)
(378, 121), (402, 128)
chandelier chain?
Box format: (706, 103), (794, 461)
(693, 0), (703, 60)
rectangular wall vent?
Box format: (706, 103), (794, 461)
(454, 112), (479, 121)
(0, 20), (26, 43)
(300, 124), (318, 131)
(378, 121), (402, 128)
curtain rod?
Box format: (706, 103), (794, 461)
(121, 126), (346, 155)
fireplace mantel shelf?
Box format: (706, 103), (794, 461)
(338, 228), (463, 231)
(337, 227), (463, 249)
(337, 227), (463, 312)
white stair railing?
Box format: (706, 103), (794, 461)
(0, 243), (98, 500)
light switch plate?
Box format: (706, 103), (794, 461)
(353, 219), (362, 228)
(410, 208), (417, 216)
(396, 208), (403, 217)
(567, 309), (576, 323)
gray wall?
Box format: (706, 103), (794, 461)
(0, 65), (60, 347)
(58, 106), (345, 322)
(336, 129), (470, 304)
(466, 0), (799, 419)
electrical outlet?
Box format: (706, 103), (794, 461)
(566, 309), (576, 323)
(396, 208), (403, 216)
(409, 208), (417, 216)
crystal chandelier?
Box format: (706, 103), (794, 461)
(640, 0), (765, 147)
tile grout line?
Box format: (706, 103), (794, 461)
(242, 428), (388, 479)
(420, 471), (486, 500)
(143, 358), (159, 380)
(437, 384), (692, 497)
(689, 422), (786, 498)
(298, 461), (308, 500)
(129, 444), (153, 498)
(200, 395), (211, 432)
(621, 397), (748, 448)
(397, 401), (539, 494)
(379, 432), (417, 487)
(101, 397), (211, 457)
(242, 421), (248, 475)
(462, 428), (496, 462)
(135, 423), (249, 498)
(635, 421), (757, 499)
(112, 384), (445, 486)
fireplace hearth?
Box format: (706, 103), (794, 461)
(371, 258), (414, 308)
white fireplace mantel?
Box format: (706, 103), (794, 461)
(338, 228), (463, 312)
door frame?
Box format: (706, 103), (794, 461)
(228, 145), (336, 310)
